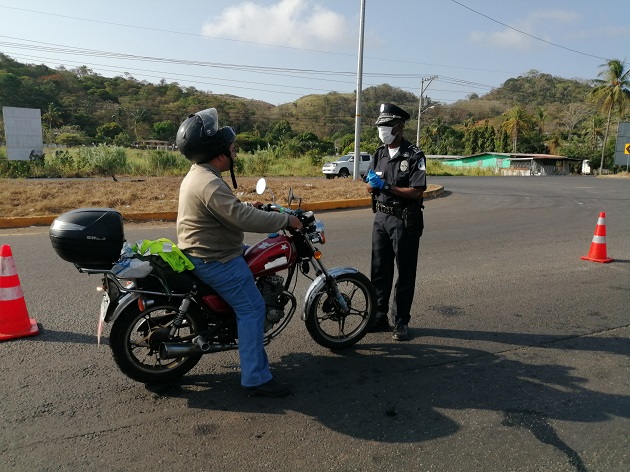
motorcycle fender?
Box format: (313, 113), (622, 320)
(105, 291), (141, 323)
(302, 267), (360, 321)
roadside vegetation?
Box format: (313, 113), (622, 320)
(1, 56), (628, 220)
(1, 54), (629, 174)
(0, 145), (497, 180)
(0, 146), (461, 219)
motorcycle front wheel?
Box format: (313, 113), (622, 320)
(305, 272), (376, 349)
(109, 303), (205, 384)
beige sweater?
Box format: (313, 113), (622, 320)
(176, 163), (290, 263)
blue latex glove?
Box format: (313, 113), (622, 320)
(366, 169), (385, 190)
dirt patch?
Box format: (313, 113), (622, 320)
(0, 176), (440, 218)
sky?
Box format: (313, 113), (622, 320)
(0, 0), (628, 109)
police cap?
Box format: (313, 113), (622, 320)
(375, 103), (410, 126)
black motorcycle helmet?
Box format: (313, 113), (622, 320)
(176, 108), (238, 187)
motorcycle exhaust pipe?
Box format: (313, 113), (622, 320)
(195, 335), (210, 352)
(159, 341), (237, 359)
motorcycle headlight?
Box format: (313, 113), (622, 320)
(308, 220), (325, 244)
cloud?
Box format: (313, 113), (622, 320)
(469, 8), (579, 51)
(201, 0), (353, 49)
(530, 9), (579, 23)
(470, 28), (536, 51)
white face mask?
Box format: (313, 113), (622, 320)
(378, 126), (396, 145)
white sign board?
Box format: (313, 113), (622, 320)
(2, 106), (44, 160)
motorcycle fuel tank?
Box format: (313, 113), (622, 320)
(245, 234), (296, 277)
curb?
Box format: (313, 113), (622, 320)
(0, 186), (444, 229)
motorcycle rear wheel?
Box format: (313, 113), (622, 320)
(110, 303), (205, 384)
(305, 272), (376, 349)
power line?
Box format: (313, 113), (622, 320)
(2, 51), (485, 105)
(0, 5), (518, 78)
(449, 0), (611, 61)
(1, 2), (610, 106)
(1, 38), (497, 102)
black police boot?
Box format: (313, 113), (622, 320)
(392, 324), (409, 341)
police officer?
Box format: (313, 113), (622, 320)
(365, 103), (427, 341)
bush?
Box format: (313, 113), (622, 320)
(45, 149), (75, 177)
(55, 133), (85, 146)
(146, 150), (190, 175)
(306, 150), (324, 167)
(249, 150), (272, 175)
(0, 153), (45, 178)
(77, 146), (128, 176)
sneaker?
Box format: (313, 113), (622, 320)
(243, 378), (291, 398)
(369, 316), (391, 332)
(392, 324), (409, 341)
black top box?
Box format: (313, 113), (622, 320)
(50, 208), (124, 269)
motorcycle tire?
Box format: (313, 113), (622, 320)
(305, 272), (376, 349)
(109, 303), (205, 384)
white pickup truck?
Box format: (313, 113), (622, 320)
(321, 152), (372, 179)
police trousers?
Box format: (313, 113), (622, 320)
(371, 211), (420, 326)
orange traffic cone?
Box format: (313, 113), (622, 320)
(0, 245), (39, 341)
(581, 212), (613, 263)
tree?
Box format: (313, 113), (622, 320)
(590, 59), (630, 174)
(428, 117), (447, 150)
(41, 103), (63, 142)
(534, 107), (547, 135)
(480, 121), (496, 152)
(236, 132), (267, 153)
(502, 105), (532, 152)
(265, 120), (294, 145)
(559, 103), (591, 139)
(151, 120), (177, 142)
(495, 129), (510, 153)
(96, 122), (124, 143)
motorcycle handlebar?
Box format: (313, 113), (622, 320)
(260, 204), (315, 229)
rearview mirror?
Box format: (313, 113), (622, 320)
(255, 178), (267, 195)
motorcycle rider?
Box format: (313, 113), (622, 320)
(175, 108), (302, 397)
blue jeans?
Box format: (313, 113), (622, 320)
(186, 255), (272, 388)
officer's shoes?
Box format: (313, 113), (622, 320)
(369, 316), (391, 332)
(392, 324), (409, 341)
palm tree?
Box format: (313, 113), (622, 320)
(501, 105), (531, 152)
(588, 115), (606, 153)
(42, 103), (62, 131)
(429, 117), (446, 149)
(590, 59), (630, 174)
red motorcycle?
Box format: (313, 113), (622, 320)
(50, 179), (376, 384)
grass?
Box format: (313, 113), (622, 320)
(15, 146), (625, 220)
(0, 176), (386, 218)
(0, 145), (450, 218)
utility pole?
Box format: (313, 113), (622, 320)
(353, 0), (366, 180)
(416, 75), (437, 147)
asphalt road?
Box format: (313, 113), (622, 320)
(1, 176), (629, 472)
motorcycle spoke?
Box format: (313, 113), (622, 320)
(126, 309), (196, 369)
(305, 273), (376, 349)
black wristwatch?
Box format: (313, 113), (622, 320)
(382, 183), (391, 193)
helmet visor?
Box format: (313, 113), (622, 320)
(195, 108), (219, 137)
